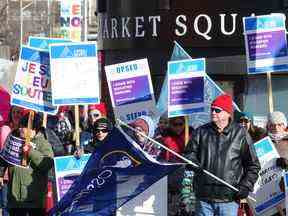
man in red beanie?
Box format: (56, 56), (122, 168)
(184, 94), (260, 216)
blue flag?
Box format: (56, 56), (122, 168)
(49, 127), (180, 216)
(157, 41), (240, 128)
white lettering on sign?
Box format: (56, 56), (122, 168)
(99, 13), (241, 41)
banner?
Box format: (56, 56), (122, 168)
(243, 14), (288, 74)
(28, 36), (71, 51)
(11, 46), (57, 114)
(0, 135), (26, 168)
(168, 59), (205, 117)
(60, 0), (82, 41)
(249, 136), (284, 216)
(50, 42), (99, 105)
(105, 59), (158, 123)
(54, 154), (91, 201)
(156, 41), (240, 128)
(49, 127), (180, 216)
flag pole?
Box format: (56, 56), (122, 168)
(267, 72), (274, 113)
(117, 118), (256, 202)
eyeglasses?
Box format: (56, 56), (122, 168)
(211, 107), (223, 113)
(172, 122), (184, 127)
(95, 128), (109, 133)
(239, 118), (250, 124)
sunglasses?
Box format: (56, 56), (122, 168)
(239, 118), (250, 123)
(211, 107), (223, 113)
(95, 128), (109, 133)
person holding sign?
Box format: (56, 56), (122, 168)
(0, 112), (54, 216)
(266, 111), (288, 216)
(184, 94), (260, 216)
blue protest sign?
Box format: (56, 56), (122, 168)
(28, 36), (71, 51)
(168, 59), (205, 117)
(54, 154), (91, 200)
(243, 14), (288, 74)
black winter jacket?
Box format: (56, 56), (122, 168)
(184, 121), (261, 202)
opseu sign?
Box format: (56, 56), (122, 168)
(243, 14), (288, 74)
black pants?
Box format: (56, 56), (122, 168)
(9, 208), (46, 216)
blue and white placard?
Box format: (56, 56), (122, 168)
(105, 59), (158, 123)
(249, 136), (284, 216)
(167, 58), (205, 118)
(50, 42), (99, 105)
(11, 46), (57, 114)
(28, 36), (71, 51)
(54, 154), (91, 200)
(243, 14), (288, 74)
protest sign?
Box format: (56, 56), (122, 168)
(0, 135), (27, 168)
(167, 58), (205, 118)
(11, 46), (57, 114)
(28, 36), (71, 51)
(59, 0), (82, 41)
(105, 59), (158, 123)
(249, 136), (284, 216)
(157, 41), (240, 128)
(50, 42), (99, 105)
(243, 14), (288, 74)
(54, 154), (91, 201)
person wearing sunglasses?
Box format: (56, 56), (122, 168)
(74, 117), (113, 157)
(184, 94), (260, 216)
(235, 111), (266, 143)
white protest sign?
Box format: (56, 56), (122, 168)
(167, 58), (205, 118)
(50, 42), (100, 105)
(105, 59), (158, 123)
(11, 46), (57, 114)
(249, 136), (284, 216)
(243, 14), (288, 74)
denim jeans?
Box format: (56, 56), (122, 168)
(195, 200), (239, 216)
(0, 184), (9, 216)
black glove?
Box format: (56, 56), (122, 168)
(276, 157), (288, 169)
(185, 163), (203, 174)
(235, 185), (250, 200)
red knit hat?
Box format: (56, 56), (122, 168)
(211, 94), (233, 114)
(88, 103), (107, 117)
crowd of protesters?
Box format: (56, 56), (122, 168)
(1, 93), (288, 215)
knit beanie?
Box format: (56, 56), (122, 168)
(268, 111), (287, 127)
(88, 103), (107, 117)
(93, 117), (113, 131)
(130, 116), (155, 138)
(211, 94), (233, 114)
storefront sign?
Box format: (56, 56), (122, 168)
(167, 59), (205, 117)
(11, 46), (57, 114)
(50, 42), (99, 105)
(105, 59), (158, 123)
(243, 14), (288, 74)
